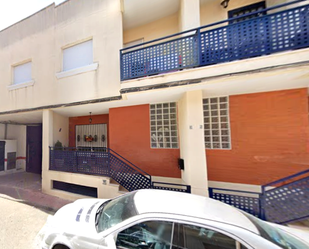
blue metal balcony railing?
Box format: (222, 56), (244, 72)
(120, 0), (309, 81)
(49, 147), (191, 193)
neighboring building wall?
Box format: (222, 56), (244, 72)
(7, 125), (27, 170)
(123, 13), (179, 44)
(0, 4), (55, 112)
(206, 88), (309, 185)
(109, 105), (181, 178)
(69, 114), (109, 147)
(0, 0), (122, 113)
(0, 124), (4, 138)
(0, 125), (27, 171)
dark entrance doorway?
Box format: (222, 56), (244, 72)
(0, 141), (5, 172)
(26, 125), (42, 174)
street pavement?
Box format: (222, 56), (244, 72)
(0, 172), (72, 249)
(0, 194), (51, 249)
(0, 172), (71, 213)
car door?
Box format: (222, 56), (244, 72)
(112, 220), (252, 249)
(171, 223), (249, 249)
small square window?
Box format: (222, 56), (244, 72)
(63, 40), (93, 71)
(13, 61), (32, 85)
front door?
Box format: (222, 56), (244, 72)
(26, 125), (42, 174)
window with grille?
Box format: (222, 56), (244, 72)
(203, 97), (231, 149)
(150, 103), (178, 149)
(228, 1), (266, 24)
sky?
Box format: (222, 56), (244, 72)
(0, 0), (67, 31)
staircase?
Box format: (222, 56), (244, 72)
(288, 219), (309, 231)
(49, 147), (191, 194)
(209, 168), (309, 225)
(261, 169), (309, 224)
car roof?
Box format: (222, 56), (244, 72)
(133, 189), (258, 234)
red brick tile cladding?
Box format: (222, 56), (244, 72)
(69, 114), (109, 147)
(109, 104), (181, 178)
(206, 88), (309, 185)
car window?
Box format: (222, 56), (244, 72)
(97, 192), (137, 232)
(242, 212), (309, 249)
(116, 220), (173, 249)
(172, 223), (248, 249)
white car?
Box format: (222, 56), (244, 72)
(42, 189), (309, 249)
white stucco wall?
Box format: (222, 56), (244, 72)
(179, 0), (200, 31)
(53, 112), (69, 147)
(0, 0), (123, 113)
(178, 90), (208, 196)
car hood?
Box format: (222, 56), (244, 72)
(48, 198), (107, 237)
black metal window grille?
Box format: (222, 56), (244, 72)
(76, 124), (107, 148)
(150, 103), (178, 149)
(228, 1), (266, 24)
(203, 97), (231, 149)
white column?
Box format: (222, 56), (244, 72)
(42, 109), (54, 193)
(178, 90), (208, 196)
(179, 0), (200, 32)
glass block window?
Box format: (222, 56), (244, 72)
(203, 97), (231, 149)
(150, 103), (178, 149)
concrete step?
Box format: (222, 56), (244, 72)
(109, 179), (129, 193)
(288, 218), (309, 231)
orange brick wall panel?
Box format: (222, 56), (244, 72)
(206, 88), (309, 185)
(109, 105), (181, 178)
(69, 114), (109, 147)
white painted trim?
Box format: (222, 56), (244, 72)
(56, 63), (98, 79)
(208, 180), (263, 193)
(7, 80), (34, 91)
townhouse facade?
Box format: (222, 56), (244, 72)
(0, 0), (308, 201)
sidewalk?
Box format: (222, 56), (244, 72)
(0, 171), (71, 213)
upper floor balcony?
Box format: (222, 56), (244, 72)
(120, 0), (309, 81)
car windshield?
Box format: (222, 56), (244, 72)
(96, 192), (138, 233)
(243, 213), (309, 249)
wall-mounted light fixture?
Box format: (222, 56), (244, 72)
(221, 0), (229, 8)
(89, 112), (92, 124)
